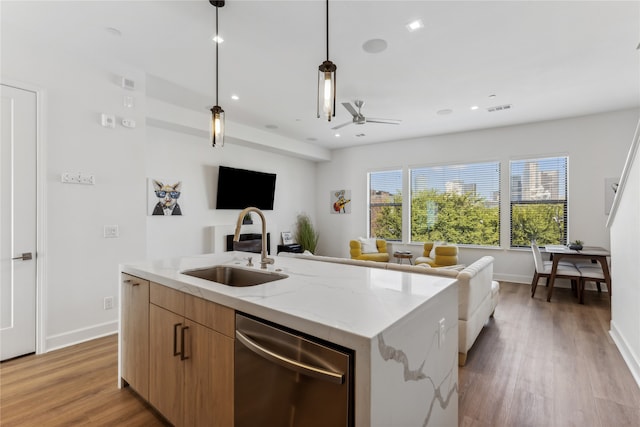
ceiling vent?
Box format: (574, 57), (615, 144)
(487, 104), (512, 112)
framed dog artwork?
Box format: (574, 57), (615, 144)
(148, 178), (184, 216)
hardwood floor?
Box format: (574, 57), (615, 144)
(2, 283), (639, 426)
(0, 335), (167, 426)
(460, 282), (640, 427)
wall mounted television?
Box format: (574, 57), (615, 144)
(216, 165), (277, 210)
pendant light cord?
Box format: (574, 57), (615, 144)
(325, 0), (329, 61)
(215, 5), (219, 105)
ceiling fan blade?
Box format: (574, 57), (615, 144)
(341, 102), (359, 118)
(366, 118), (402, 125)
(331, 121), (354, 130)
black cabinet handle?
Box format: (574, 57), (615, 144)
(173, 323), (182, 356)
(180, 326), (190, 361)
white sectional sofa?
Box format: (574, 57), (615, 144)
(280, 252), (499, 366)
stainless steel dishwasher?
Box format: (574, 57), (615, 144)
(235, 313), (353, 427)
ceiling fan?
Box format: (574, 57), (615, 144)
(331, 100), (401, 130)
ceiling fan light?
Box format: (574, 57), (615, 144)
(210, 105), (225, 147)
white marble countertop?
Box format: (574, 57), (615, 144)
(120, 251), (456, 348)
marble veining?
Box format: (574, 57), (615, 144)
(377, 332), (458, 426)
(377, 334), (427, 381)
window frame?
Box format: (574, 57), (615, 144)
(509, 155), (569, 248)
(408, 160), (501, 247)
(367, 169), (403, 241)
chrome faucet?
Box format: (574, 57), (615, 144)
(234, 207), (274, 269)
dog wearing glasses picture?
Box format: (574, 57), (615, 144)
(151, 180), (183, 216)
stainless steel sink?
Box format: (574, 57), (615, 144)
(181, 265), (288, 287)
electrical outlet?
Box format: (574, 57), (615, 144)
(104, 296), (114, 310)
(438, 318), (446, 348)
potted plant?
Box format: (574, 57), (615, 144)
(294, 213), (319, 254)
(569, 240), (584, 250)
(242, 212), (253, 225)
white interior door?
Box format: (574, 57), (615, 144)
(1, 84), (37, 360)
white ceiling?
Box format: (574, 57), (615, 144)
(3, 1), (639, 150)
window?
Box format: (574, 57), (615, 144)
(510, 156), (567, 247)
(368, 170), (402, 240)
(410, 162), (500, 246)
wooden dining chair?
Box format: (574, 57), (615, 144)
(530, 243), (581, 301)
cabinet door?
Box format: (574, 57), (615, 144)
(183, 319), (234, 427)
(149, 304), (184, 427)
(120, 274), (149, 399)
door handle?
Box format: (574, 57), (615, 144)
(12, 252), (33, 261)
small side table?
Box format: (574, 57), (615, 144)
(393, 251), (413, 265)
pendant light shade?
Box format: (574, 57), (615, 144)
(317, 0), (336, 121)
(210, 105), (225, 147)
(210, 0), (225, 147)
(318, 60), (337, 120)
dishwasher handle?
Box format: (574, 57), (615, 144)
(236, 330), (345, 385)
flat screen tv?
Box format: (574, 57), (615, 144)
(216, 166), (276, 210)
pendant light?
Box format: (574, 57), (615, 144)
(210, 0), (225, 147)
(317, 0), (336, 121)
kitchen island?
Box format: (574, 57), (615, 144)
(119, 251), (458, 427)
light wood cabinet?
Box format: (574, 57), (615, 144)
(120, 273), (149, 400)
(148, 282), (234, 427)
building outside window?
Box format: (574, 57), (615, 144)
(368, 170), (402, 240)
(410, 162), (500, 246)
(510, 156), (568, 247)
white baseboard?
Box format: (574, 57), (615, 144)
(45, 320), (118, 353)
(610, 320), (640, 389)
(494, 273), (529, 284)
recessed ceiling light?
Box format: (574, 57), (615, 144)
(231, 95), (239, 100)
(212, 35), (224, 44)
(437, 109), (453, 115)
(265, 124), (278, 129)
(356, 133), (366, 137)
(105, 27), (122, 37)
(406, 19), (424, 32)
(334, 133), (341, 138)
(362, 39), (388, 54)
(470, 105), (479, 110)
(489, 94), (497, 99)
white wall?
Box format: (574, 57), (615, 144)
(316, 109), (639, 283)
(145, 126), (317, 260)
(609, 120), (640, 386)
(2, 30), (317, 352)
(1, 39), (147, 350)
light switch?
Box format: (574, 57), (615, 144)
(62, 172), (95, 185)
(104, 225), (119, 238)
